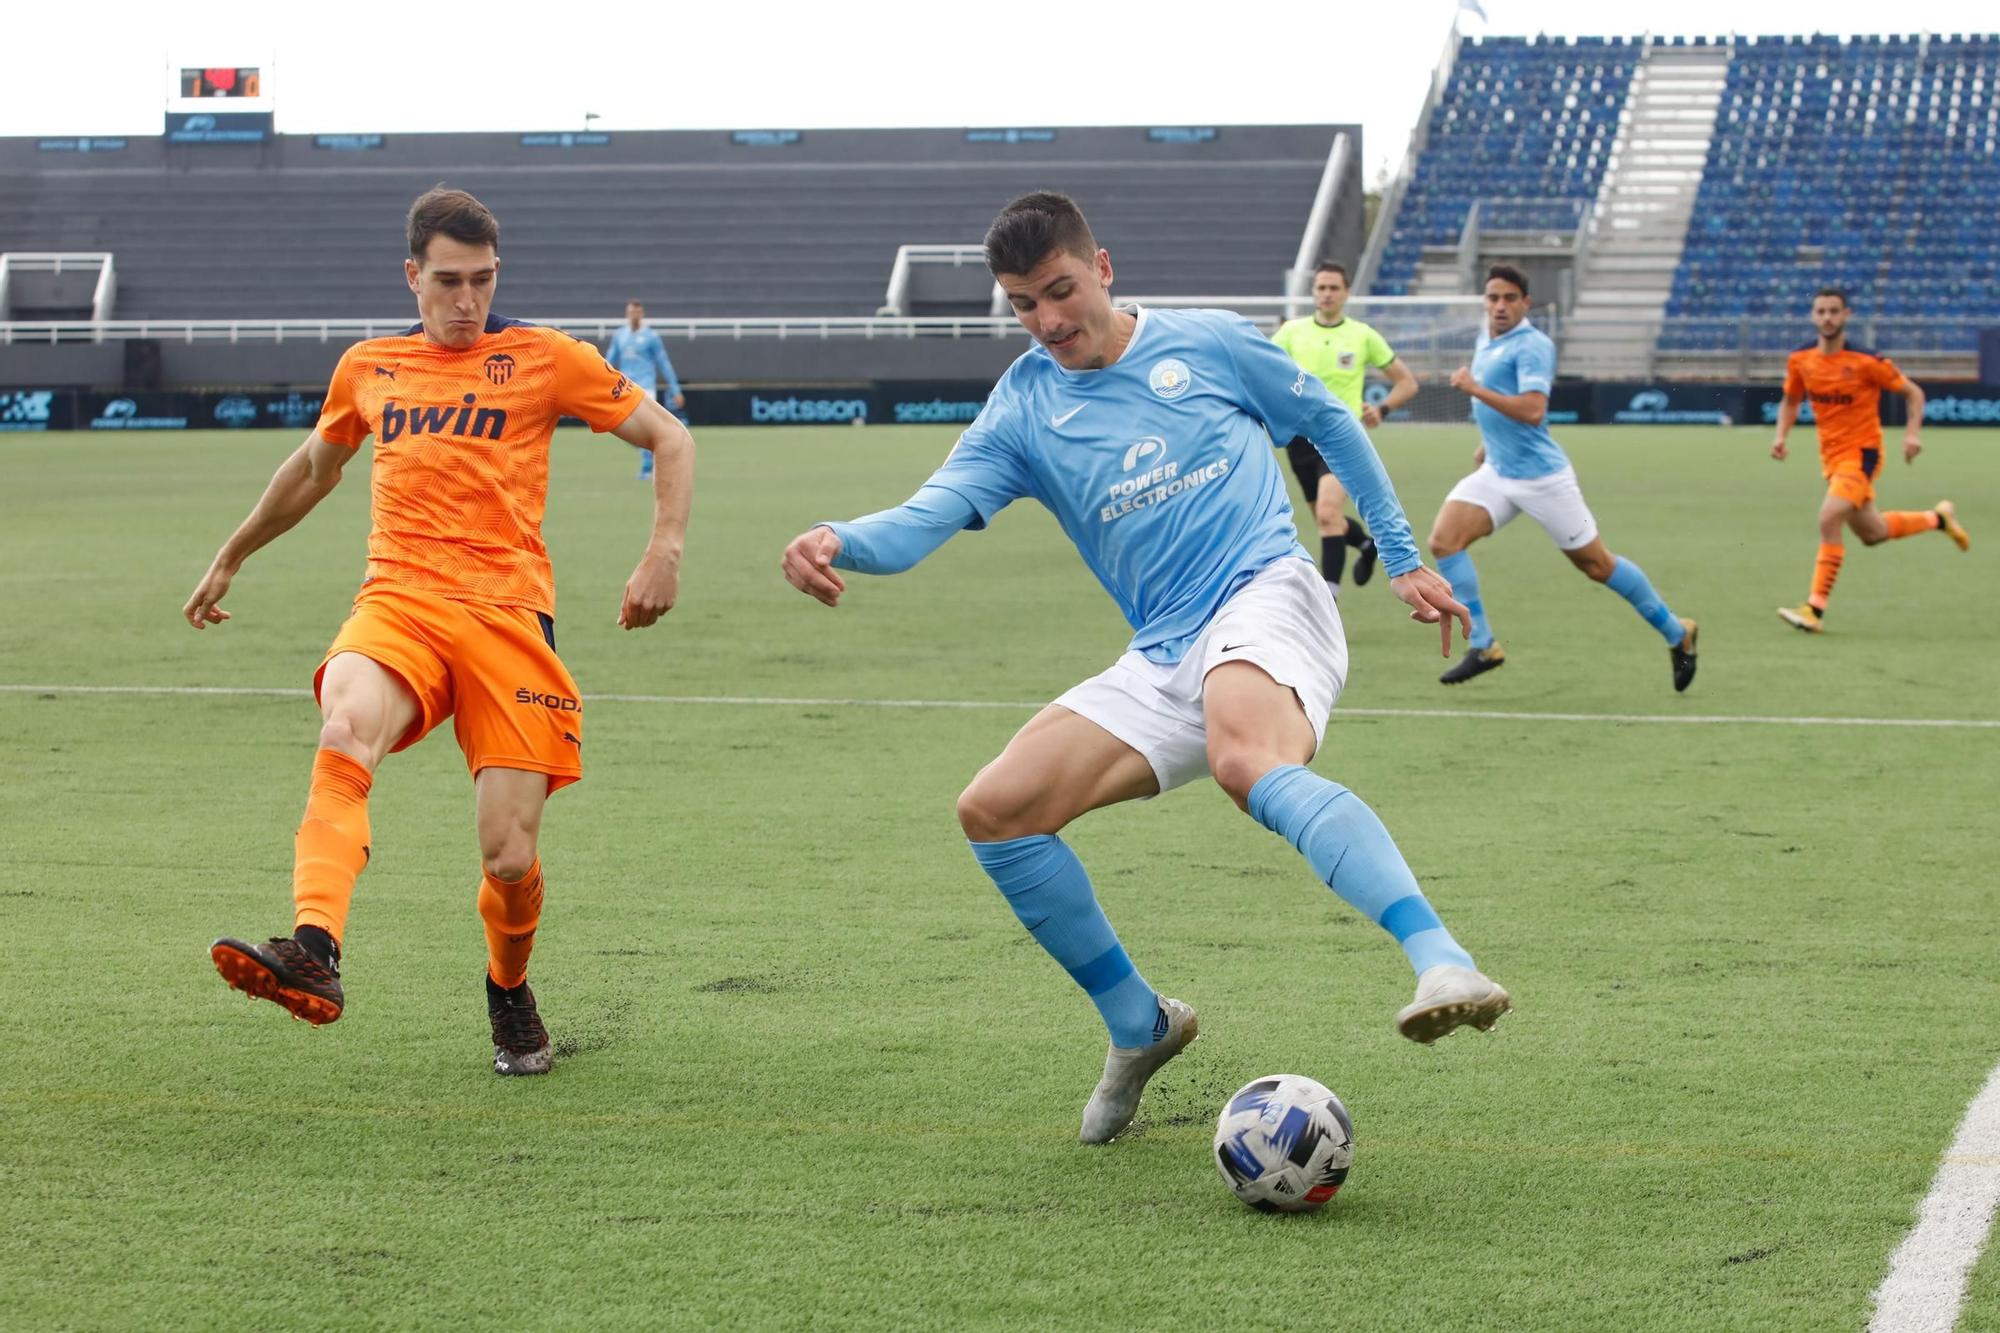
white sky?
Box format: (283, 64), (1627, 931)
(5, 0), (1997, 181)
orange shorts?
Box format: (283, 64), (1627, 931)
(1824, 447), (1883, 509)
(315, 582), (583, 792)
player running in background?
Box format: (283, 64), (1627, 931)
(1270, 262), (1419, 598)
(606, 300), (685, 480)
(1429, 265), (1698, 691)
(184, 188), (694, 1075)
(1771, 287), (1969, 632)
(781, 193), (1509, 1145)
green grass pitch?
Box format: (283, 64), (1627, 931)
(3, 423), (1997, 1329)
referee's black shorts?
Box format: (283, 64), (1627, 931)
(1285, 437), (1334, 499)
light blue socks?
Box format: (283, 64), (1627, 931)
(1247, 765), (1475, 976)
(1606, 555), (1685, 646)
(1436, 550), (1495, 649)
(971, 835), (1161, 1047)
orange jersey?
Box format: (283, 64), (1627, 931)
(315, 316), (644, 615)
(1783, 343), (1908, 471)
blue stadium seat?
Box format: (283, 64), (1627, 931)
(1374, 35), (1634, 293)
(1660, 33), (2000, 348)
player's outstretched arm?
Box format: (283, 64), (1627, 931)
(183, 433), (351, 629)
(1450, 366), (1547, 426)
(615, 397), (694, 629)
(1901, 381), (1926, 462)
(1771, 395), (1800, 460)
(1363, 358), (1419, 428)
(780, 485), (981, 607)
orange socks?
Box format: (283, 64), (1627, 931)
(1809, 543), (1845, 611)
(1883, 511), (1943, 540)
(478, 861), (545, 989)
(292, 748), (374, 943)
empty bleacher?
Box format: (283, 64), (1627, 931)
(0, 126), (1344, 320)
(1372, 35), (1639, 296)
(1663, 33), (2000, 355)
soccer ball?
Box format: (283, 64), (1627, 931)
(1212, 1074), (1354, 1213)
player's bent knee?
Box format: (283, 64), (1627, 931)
(316, 715), (375, 765)
(956, 777), (1054, 842)
(1426, 533), (1460, 560)
(481, 840), (539, 884)
(1209, 748), (1281, 811)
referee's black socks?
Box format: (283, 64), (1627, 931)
(1321, 534), (1348, 585)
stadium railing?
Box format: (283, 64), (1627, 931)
(1652, 317), (1985, 379)
(0, 315), (1032, 347)
(0, 296), (1487, 351)
(0, 253), (117, 321)
(1284, 131), (1357, 300)
(876, 246), (1003, 319)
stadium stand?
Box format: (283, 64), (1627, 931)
(1663, 33), (2000, 357)
(0, 126), (1348, 320)
(1363, 31), (2000, 377)
(1370, 36), (1638, 297)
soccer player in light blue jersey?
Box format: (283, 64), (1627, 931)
(1428, 265), (1699, 691)
(606, 301), (684, 480)
(780, 193), (1511, 1144)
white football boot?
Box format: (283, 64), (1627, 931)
(1079, 997), (1199, 1144)
(1395, 965), (1511, 1044)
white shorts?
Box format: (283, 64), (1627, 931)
(1053, 557), (1347, 794)
(1446, 463), (1599, 550)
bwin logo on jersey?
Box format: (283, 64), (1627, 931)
(380, 393), (509, 444)
(1121, 436), (1168, 471)
(1148, 358), (1193, 400)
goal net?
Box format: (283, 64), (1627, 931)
(1338, 296), (1485, 426)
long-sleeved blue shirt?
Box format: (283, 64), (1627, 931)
(824, 306), (1423, 665)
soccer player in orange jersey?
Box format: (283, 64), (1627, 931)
(183, 188), (695, 1074)
(1772, 287), (1969, 632)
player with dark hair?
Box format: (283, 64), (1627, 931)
(781, 191), (1509, 1145)
(1271, 262), (1419, 597)
(1428, 265), (1698, 689)
(1771, 287), (1967, 632)
(185, 186), (695, 1074)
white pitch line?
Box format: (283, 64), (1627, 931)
(2, 682), (1998, 729)
(1870, 1061), (2000, 1333)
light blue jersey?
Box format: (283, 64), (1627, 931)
(1471, 320), (1568, 479)
(605, 325), (681, 399)
(827, 307), (1422, 664)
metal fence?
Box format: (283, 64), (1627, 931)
(1651, 318), (1988, 379)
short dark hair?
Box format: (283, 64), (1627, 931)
(1813, 286), (1849, 307)
(407, 186), (499, 263)
(1314, 261), (1350, 283)
(1485, 263), (1529, 296)
(983, 192), (1099, 278)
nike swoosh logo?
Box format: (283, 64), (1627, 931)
(1051, 404), (1087, 427)
(1221, 643), (1252, 653)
